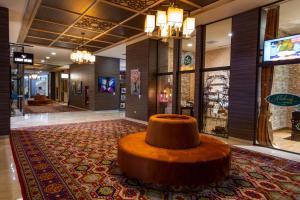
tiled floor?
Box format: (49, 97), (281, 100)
(1, 110), (300, 200)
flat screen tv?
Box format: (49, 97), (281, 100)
(264, 34), (300, 62)
(98, 76), (115, 93)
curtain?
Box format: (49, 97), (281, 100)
(257, 7), (279, 146)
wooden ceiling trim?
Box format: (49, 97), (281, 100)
(120, 24), (144, 32)
(49, 0), (100, 46)
(27, 35), (54, 41)
(179, 0), (202, 9)
(81, 0), (166, 47)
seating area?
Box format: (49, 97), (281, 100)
(118, 114), (231, 185)
(27, 94), (52, 106)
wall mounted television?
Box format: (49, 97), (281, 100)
(98, 76), (115, 93)
(264, 34), (300, 63)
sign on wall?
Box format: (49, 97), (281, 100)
(266, 93), (300, 107)
(13, 52), (34, 65)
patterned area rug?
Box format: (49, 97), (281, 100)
(10, 120), (300, 200)
(24, 103), (83, 114)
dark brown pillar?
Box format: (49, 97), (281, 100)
(0, 7), (10, 135)
(49, 72), (56, 100)
(228, 8), (261, 141)
(172, 39), (181, 114)
(194, 25), (205, 129)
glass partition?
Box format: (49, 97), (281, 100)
(205, 19), (232, 69)
(157, 75), (173, 114)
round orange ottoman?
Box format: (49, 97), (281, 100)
(118, 114), (231, 186)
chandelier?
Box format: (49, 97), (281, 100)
(144, 1), (195, 39)
(70, 32), (96, 64)
(29, 73), (39, 80)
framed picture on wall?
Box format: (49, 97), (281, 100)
(130, 69), (140, 95)
(121, 87), (126, 94)
(121, 94), (126, 101)
(98, 76), (115, 93)
(75, 81), (82, 94)
(120, 102), (126, 109)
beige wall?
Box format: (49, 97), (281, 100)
(205, 47), (231, 68)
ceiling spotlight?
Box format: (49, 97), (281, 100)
(45, 56), (50, 59)
(228, 33), (233, 37)
(51, 52), (56, 55)
(41, 59), (45, 63)
(187, 43), (193, 47)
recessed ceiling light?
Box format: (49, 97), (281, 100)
(51, 52), (56, 55)
(41, 59), (45, 63)
(187, 43), (193, 47)
(46, 56), (50, 59)
(228, 33), (233, 37)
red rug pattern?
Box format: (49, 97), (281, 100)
(10, 120), (300, 200)
(24, 103), (83, 114)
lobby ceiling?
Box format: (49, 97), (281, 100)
(23, 0), (219, 53)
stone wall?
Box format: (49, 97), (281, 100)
(271, 64), (300, 130)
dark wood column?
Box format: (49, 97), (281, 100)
(194, 25), (205, 129)
(172, 39), (181, 114)
(228, 8), (261, 141)
(49, 72), (56, 100)
(0, 7), (10, 135)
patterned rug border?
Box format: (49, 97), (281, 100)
(11, 119), (139, 131)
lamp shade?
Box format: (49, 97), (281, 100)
(156, 10), (167, 27)
(183, 17), (195, 37)
(167, 7), (183, 28)
(145, 15), (155, 34)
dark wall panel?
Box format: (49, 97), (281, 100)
(94, 56), (120, 110)
(0, 7), (10, 136)
(126, 39), (157, 121)
(228, 8), (260, 141)
(69, 63), (95, 110)
(49, 72), (56, 100)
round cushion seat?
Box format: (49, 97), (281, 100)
(146, 114), (200, 149)
(118, 132), (231, 186)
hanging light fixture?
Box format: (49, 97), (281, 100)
(29, 73), (39, 80)
(70, 32), (96, 64)
(144, 0), (195, 39)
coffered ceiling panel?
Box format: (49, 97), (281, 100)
(96, 35), (125, 43)
(59, 35), (87, 44)
(31, 20), (68, 33)
(23, 0), (226, 54)
(153, 1), (197, 12)
(36, 6), (80, 25)
(86, 40), (111, 48)
(74, 16), (116, 33)
(25, 37), (52, 46)
(108, 26), (142, 38)
(86, 2), (135, 23)
(41, 0), (95, 14)
(27, 29), (59, 40)
(105, 0), (159, 11)
(65, 27), (99, 39)
(188, 0), (219, 7)
(53, 41), (77, 49)
(124, 15), (146, 30)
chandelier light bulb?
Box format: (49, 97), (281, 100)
(183, 17), (195, 37)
